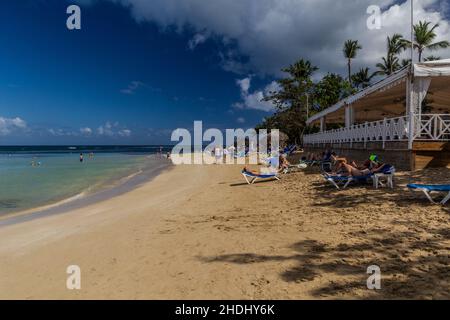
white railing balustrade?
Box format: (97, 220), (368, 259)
(413, 114), (450, 141)
(303, 114), (450, 146)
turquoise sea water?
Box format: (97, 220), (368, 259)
(0, 152), (163, 216)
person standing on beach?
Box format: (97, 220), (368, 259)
(79, 153), (84, 163)
(214, 146), (223, 164)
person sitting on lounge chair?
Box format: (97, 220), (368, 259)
(352, 154), (381, 170)
(338, 162), (389, 177)
(329, 152), (355, 173)
(279, 154), (291, 172)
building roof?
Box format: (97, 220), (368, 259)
(307, 59), (450, 125)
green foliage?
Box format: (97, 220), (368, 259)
(314, 73), (353, 109)
(343, 40), (362, 83)
(403, 21), (450, 62)
(424, 55), (441, 61)
(260, 62), (355, 144)
(375, 34), (407, 76)
(261, 59), (318, 143)
(351, 68), (374, 90)
(256, 21), (448, 145)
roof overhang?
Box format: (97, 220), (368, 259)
(307, 58), (450, 125)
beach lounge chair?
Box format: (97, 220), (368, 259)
(373, 165), (396, 189)
(407, 184), (450, 205)
(283, 162), (308, 174)
(282, 145), (297, 156)
(241, 169), (280, 184)
(323, 173), (373, 190)
(324, 164), (396, 190)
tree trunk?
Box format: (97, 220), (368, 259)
(348, 59), (352, 85)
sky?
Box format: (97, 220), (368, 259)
(0, 0), (449, 145)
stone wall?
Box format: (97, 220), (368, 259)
(303, 141), (413, 171)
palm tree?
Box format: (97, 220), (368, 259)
(403, 21), (450, 62)
(351, 68), (374, 89)
(388, 34), (407, 56)
(281, 59), (318, 81)
(375, 34), (407, 76)
(424, 56), (441, 61)
(401, 59), (412, 68)
(343, 40), (362, 84)
(375, 55), (401, 76)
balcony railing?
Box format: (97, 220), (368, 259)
(303, 114), (450, 147)
(414, 114), (450, 141)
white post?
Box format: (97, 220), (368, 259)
(407, 74), (415, 150)
(345, 105), (355, 128)
(364, 121), (368, 149)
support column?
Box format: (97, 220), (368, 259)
(407, 75), (415, 150)
(407, 74), (432, 149)
(320, 117), (326, 132)
(345, 105), (355, 128)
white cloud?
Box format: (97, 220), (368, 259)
(103, 0), (450, 77)
(234, 77), (280, 112)
(118, 129), (132, 137)
(120, 81), (161, 95)
(0, 117), (27, 136)
(237, 117), (246, 124)
(188, 32), (208, 50)
(120, 81), (145, 95)
(97, 122), (115, 136)
(80, 127), (92, 135)
(236, 77), (251, 93)
(47, 128), (78, 136)
(97, 122), (131, 137)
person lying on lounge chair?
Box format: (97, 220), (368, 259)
(245, 155), (287, 175)
(330, 152), (357, 173)
(330, 152), (347, 163)
(337, 162), (389, 177)
(243, 166), (278, 175)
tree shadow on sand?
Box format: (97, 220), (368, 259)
(308, 168), (450, 213)
(199, 227), (450, 299)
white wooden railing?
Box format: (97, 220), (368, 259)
(303, 114), (450, 147)
(413, 114), (450, 141)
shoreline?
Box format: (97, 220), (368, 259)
(0, 158), (172, 227)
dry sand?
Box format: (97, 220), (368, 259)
(0, 162), (448, 299)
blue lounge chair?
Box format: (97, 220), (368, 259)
(325, 165), (396, 190)
(323, 174), (373, 190)
(407, 184), (450, 205)
(282, 145), (297, 156)
(242, 169), (280, 184)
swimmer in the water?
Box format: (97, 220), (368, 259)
(79, 153), (84, 162)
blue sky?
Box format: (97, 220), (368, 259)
(1, 0), (449, 145)
(0, 0), (271, 144)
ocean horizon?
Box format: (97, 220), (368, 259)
(0, 145), (175, 154)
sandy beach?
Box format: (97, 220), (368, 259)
(0, 161), (448, 300)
